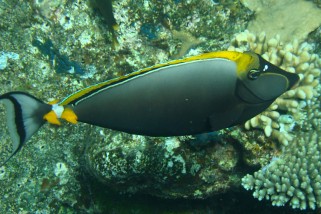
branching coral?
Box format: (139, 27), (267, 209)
(232, 30), (321, 210)
(242, 131), (321, 210)
(228, 30), (321, 145)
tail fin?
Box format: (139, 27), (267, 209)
(0, 92), (51, 166)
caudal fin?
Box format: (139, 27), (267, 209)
(0, 92), (51, 166)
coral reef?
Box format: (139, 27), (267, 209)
(230, 30), (321, 210)
(240, 0), (321, 43)
(242, 131), (321, 210)
(228, 30), (321, 146)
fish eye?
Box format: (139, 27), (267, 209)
(248, 69), (261, 80)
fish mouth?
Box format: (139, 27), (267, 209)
(256, 54), (300, 90)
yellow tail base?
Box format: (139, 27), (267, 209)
(44, 111), (61, 125)
(61, 108), (78, 124)
(43, 106), (78, 125)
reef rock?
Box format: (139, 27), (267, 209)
(85, 130), (241, 199)
(241, 0), (321, 43)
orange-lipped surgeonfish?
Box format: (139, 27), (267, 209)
(0, 51), (299, 165)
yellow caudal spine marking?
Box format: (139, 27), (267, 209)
(61, 108), (78, 124)
(59, 51), (258, 105)
(44, 111), (61, 125)
(43, 104), (78, 125)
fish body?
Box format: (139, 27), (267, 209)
(0, 51), (299, 165)
(72, 58), (238, 135)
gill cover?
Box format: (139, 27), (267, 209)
(235, 52), (299, 104)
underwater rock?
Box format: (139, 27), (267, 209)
(240, 0), (321, 43)
(85, 130), (241, 199)
(32, 0), (68, 21)
(0, 51), (19, 70)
